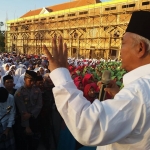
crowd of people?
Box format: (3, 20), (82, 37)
(0, 52), (126, 150)
(0, 53), (59, 150)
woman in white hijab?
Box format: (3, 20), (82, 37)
(5, 65), (16, 76)
(14, 73), (25, 90)
(17, 64), (27, 70)
(8, 65), (16, 72)
(15, 67), (26, 76)
(34, 67), (45, 76)
(0, 75), (5, 87)
(1, 63), (10, 76)
(14, 67), (26, 85)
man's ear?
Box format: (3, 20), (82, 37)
(137, 41), (147, 58)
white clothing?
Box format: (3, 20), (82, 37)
(0, 75), (6, 87)
(15, 68), (26, 76)
(50, 64), (150, 150)
(9, 65), (16, 71)
(15, 73), (25, 89)
(17, 64), (27, 70)
(0, 94), (16, 130)
(1, 63), (10, 76)
(15, 68), (26, 84)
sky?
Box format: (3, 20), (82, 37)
(0, 0), (107, 30)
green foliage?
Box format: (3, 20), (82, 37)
(0, 31), (5, 52)
(0, 22), (4, 27)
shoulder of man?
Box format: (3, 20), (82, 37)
(32, 86), (41, 93)
(14, 86), (25, 97)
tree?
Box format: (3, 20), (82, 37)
(0, 31), (5, 52)
(0, 22), (4, 31)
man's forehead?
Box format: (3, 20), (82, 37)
(26, 78), (35, 81)
(5, 79), (13, 82)
(122, 32), (130, 40)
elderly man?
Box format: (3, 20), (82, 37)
(43, 11), (150, 150)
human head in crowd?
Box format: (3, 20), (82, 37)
(82, 73), (94, 87)
(35, 64), (39, 68)
(15, 67), (26, 77)
(74, 76), (82, 83)
(3, 63), (10, 71)
(37, 71), (41, 76)
(6, 70), (15, 76)
(0, 87), (9, 103)
(45, 69), (50, 73)
(43, 73), (54, 88)
(17, 64), (27, 70)
(35, 75), (44, 91)
(14, 73), (25, 89)
(9, 65), (16, 71)
(3, 75), (14, 91)
(74, 81), (84, 91)
(39, 67), (45, 76)
(27, 66), (33, 71)
(24, 70), (37, 88)
(83, 83), (96, 103)
(121, 11), (150, 72)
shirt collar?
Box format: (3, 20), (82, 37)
(123, 64), (150, 86)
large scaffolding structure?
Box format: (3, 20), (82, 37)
(5, 0), (150, 59)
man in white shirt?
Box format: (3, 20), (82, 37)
(0, 87), (16, 150)
(43, 11), (150, 150)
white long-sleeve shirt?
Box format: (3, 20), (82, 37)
(50, 64), (150, 150)
(0, 94), (16, 130)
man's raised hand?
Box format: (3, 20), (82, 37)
(43, 36), (68, 71)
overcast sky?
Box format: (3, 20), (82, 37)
(0, 0), (107, 30)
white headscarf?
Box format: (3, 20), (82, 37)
(17, 64), (27, 70)
(9, 65), (16, 71)
(1, 63), (10, 76)
(15, 68), (26, 85)
(34, 67), (45, 76)
(15, 73), (25, 90)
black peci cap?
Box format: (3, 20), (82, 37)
(126, 11), (150, 40)
(36, 75), (43, 81)
(3, 75), (13, 83)
(25, 70), (37, 80)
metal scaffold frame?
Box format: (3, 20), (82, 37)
(5, 0), (150, 59)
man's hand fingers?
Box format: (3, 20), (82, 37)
(63, 43), (68, 67)
(104, 88), (110, 92)
(97, 81), (102, 87)
(43, 44), (53, 61)
(44, 37), (67, 71)
(58, 36), (63, 57)
(52, 37), (58, 58)
(104, 87), (119, 97)
(104, 88), (113, 96)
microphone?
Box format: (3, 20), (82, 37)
(99, 70), (111, 101)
